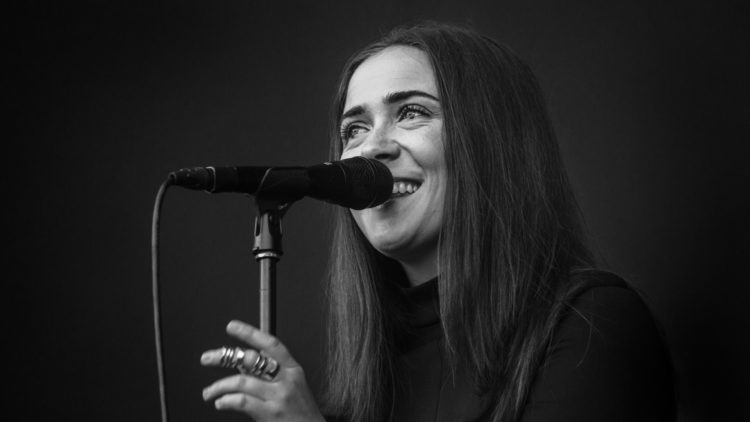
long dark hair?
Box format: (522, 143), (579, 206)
(323, 21), (594, 422)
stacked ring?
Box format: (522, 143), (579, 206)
(218, 346), (245, 370)
(217, 346), (281, 380)
(241, 352), (281, 381)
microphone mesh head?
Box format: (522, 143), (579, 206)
(334, 157), (393, 209)
(169, 167), (214, 190)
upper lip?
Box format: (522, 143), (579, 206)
(391, 175), (423, 184)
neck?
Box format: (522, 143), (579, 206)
(398, 250), (438, 287)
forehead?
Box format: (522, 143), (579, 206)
(344, 46), (437, 109)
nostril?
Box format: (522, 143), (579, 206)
(362, 147), (399, 161)
(361, 135), (400, 161)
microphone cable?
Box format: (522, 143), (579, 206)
(151, 177), (173, 422)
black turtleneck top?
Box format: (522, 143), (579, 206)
(390, 274), (676, 422)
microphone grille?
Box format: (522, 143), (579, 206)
(337, 157), (393, 209)
(169, 167), (214, 191)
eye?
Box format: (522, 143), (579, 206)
(398, 104), (430, 121)
(339, 122), (368, 143)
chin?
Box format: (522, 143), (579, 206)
(354, 207), (438, 253)
(367, 229), (438, 262)
(366, 233), (413, 257)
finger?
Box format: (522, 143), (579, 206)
(213, 392), (271, 417)
(203, 373), (274, 402)
(199, 347), (260, 368)
(200, 347), (228, 367)
(226, 320), (299, 368)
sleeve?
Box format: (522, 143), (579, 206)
(520, 286), (676, 422)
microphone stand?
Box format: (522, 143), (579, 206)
(252, 197), (289, 335)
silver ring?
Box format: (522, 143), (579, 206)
(218, 346), (245, 370)
(251, 353), (281, 380)
(258, 353), (281, 380)
(263, 357), (281, 379)
(219, 347), (281, 380)
(239, 353), (263, 375)
(253, 355), (269, 375)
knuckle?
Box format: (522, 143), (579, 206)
(287, 367), (305, 381)
(246, 349), (260, 363)
(234, 375), (247, 390)
(267, 337), (282, 350)
(277, 389), (290, 402)
(267, 402), (284, 418)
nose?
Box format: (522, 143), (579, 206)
(360, 128), (400, 162)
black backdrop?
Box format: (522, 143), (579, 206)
(11, 1), (748, 421)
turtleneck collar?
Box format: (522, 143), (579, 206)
(395, 277), (443, 354)
(402, 276), (441, 328)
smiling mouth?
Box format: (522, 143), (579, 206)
(391, 180), (422, 198)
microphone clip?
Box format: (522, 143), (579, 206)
(252, 197), (290, 261)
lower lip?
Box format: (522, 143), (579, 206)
(380, 188), (420, 206)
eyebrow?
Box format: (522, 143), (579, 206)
(341, 90), (440, 120)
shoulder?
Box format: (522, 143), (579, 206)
(561, 271), (665, 356)
(563, 271), (659, 344)
(552, 273), (671, 387)
(521, 271), (676, 422)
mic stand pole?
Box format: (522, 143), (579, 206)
(252, 197), (289, 335)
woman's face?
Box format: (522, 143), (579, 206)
(339, 46), (446, 282)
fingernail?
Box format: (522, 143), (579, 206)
(227, 321), (238, 330)
(202, 389), (208, 400)
(200, 353), (210, 364)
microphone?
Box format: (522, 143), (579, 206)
(169, 156), (393, 210)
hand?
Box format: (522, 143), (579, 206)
(201, 320), (325, 422)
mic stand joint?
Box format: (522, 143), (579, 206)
(252, 197), (290, 335)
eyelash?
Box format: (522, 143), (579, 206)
(339, 123), (363, 142)
(398, 104), (430, 120)
(339, 104), (431, 143)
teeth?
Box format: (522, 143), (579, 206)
(392, 181), (421, 196)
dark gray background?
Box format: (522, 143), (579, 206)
(11, 1), (748, 421)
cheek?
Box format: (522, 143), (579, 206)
(350, 209), (372, 237)
(350, 209), (363, 228)
(415, 126), (445, 172)
(339, 147), (356, 160)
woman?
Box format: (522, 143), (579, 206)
(200, 21), (676, 422)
